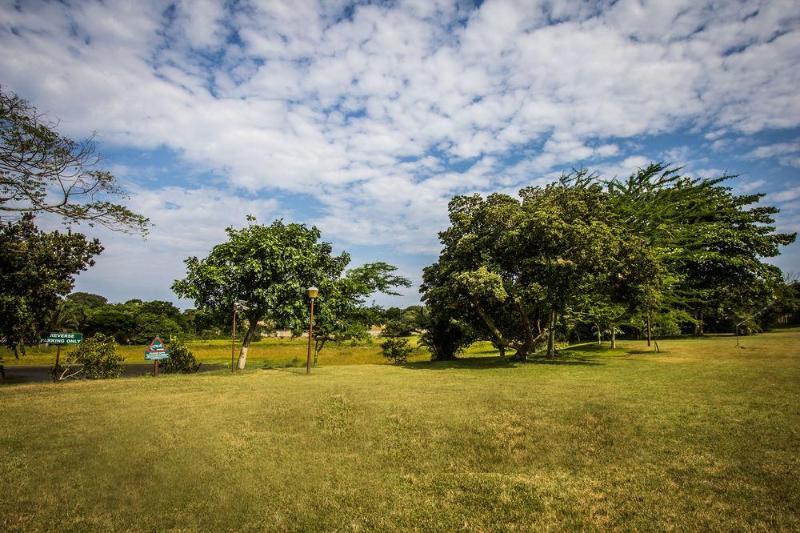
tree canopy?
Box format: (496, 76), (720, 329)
(422, 164), (795, 358)
(0, 215), (102, 355)
(173, 218), (409, 369)
(0, 87), (148, 233)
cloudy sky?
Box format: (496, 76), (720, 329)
(2, 0), (799, 307)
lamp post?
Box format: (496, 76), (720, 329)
(306, 286), (318, 375)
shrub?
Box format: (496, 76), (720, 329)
(61, 333), (124, 380)
(161, 337), (201, 373)
(381, 338), (413, 364)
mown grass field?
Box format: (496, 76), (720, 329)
(1, 336), (432, 368)
(1, 330), (799, 530)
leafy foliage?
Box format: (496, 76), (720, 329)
(0, 87), (148, 233)
(380, 337), (413, 364)
(60, 333), (124, 380)
(160, 337), (201, 373)
(0, 215), (102, 355)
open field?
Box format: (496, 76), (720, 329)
(1, 337), (433, 369)
(1, 330), (799, 530)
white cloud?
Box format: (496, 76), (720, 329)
(746, 140), (800, 168)
(1, 0), (799, 297)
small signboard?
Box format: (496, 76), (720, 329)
(41, 332), (82, 345)
(144, 337), (170, 361)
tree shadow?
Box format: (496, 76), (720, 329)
(403, 353), (602, 370)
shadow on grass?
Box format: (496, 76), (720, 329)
(404, 353), (602, 370)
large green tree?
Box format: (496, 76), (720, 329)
(422, 174), (654, 358)
(173, 218), (407, 369)
(0, 215), (102, 355)
(606, 163), (796, 336)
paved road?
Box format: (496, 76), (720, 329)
(1, 363), (223, 384)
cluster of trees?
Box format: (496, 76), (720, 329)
(1, 87), (147, 355)
(375, 305), (425, 337)
(2, 85), (798, 368)
(50, 293), (223, 345)
(421, 166), (797, 360)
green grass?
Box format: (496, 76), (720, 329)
(1, 336), (434, 368)
(1, 330), (799, 530)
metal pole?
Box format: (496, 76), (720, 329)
(306, 298), (315, 375)
(231, 305), (236, 373)
(53, 345), (60, 382)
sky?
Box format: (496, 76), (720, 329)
(2, 0), (799, 308)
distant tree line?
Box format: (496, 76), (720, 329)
(50, 292), (225, 345)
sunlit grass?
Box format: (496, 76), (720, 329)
(1, 330), (798, 530)
(1, 336), (434, 368)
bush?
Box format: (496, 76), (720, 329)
(160, 338), (201, 373)
(381, 338), (413, 364)
(61, 333), (124, 380)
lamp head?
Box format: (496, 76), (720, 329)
(307, 286), (319, 299)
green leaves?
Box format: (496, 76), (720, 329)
(0, 214), (102, 355)
(1, 88), (149, 233)
(173, 218), (410, 365)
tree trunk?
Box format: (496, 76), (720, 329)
(474, 299), (509, 357)
(596, 324), (601, 345)
(237, 322), (256, 370)
(313, 337), (327, 366)
(698, 310), (704, 336)
(546, 309), (556, 357)
(646, 310), (652, 347)
(515, 300), (537, 356)
(610, 326), (616, 349)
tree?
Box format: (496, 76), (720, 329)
(307, 262), (410, 365)
(173, 218), (408, 370)
(0, 215), (102, 355)
(606, 163), (796, 337)
(422, 174), (652, 358)
(0, 87), (148, 233)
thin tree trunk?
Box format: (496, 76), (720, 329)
(646, 310), (652, 347)
(699, 310), (704, 335)
(515, 300), (536, 356)
(314, 337), (327, 366)
(596, 324), (601, 345)
(547, 309), (556, 357)
(474, 299), (509, 357)
(610, 326), (616, 349)
(237, 322), (255, 370)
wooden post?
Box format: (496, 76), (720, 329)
(53, 345), (61, 382)
(153, 359), (159, 377)
(306, 298), (315, 375)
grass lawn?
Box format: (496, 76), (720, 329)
(1, 336), (433, 368)
(1, 330), (799, 530)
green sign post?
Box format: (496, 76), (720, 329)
(145, 337), (170, 376)
(41, 332), (82, 382)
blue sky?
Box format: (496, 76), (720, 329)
(1, 0), (799, 308)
